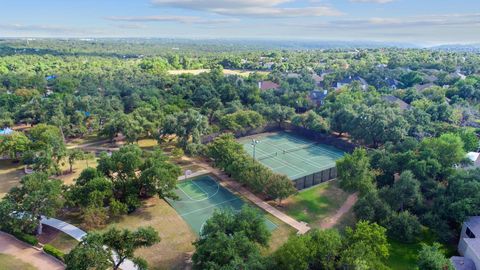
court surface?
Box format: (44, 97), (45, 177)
(239, 132), (345, 180)
(166, 175), (278, 235)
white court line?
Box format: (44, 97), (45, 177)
(255, 147), (306, 174)
(176, 181), (220, 203)
(180, 198), (242, 217)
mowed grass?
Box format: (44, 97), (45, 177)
(0, 160), (25, 198)
(103, 197), (196, 270)
(0, 253), (37, 270)
(282, 181), (350, 228)
(386, 228), (456, 270)
(56, 158), (98, 185)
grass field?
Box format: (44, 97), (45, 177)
(282, 181), (353, 229)
(0, 253), (36, 270)
(57, 158), (98, 185)
(103, 197), (197, 270)
(0, 160), (25, 198)
(386, 228), (456, 270)
(46, 232), (79, 254)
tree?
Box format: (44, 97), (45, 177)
(0, 131), (30, 160)
(264, 104), (295, 127)
(66, 226), (160, 270)
(192, 207), (269, 270)
(162, 109), (209, 148)
(309, 229), (343, 270)
(457, 128), (479, 152)
(340, 221), (390, 270)
(220, 110), (265, 132)
(65, 232), (111, 270)
(67, 149), (86, 173)
(265, 174), (296, 204)
(337, 148), (376, 194)
(387, 211), (422, 243)
(4, 173), (63, 234)
(138, 149), (181, 198)
(382, 170), (423, 212)
(272, 234), (312, 270)
(420, 133), (465, 172)
(417, 243), (454, 270)
(27, 124), (66, 173)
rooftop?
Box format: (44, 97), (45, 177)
(465, 216), (480, 235)
(450, 256), (476, 270)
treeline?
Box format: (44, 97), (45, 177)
(206, 134), (296, 203)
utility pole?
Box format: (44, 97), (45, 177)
(251, 139), (259, 159)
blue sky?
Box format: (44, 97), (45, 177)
(0, 0), (479, 45)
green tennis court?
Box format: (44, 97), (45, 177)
(166, 174), (278, 235)
(239, 132), (345, 180)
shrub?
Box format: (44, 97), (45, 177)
(43, 244), (65, 262)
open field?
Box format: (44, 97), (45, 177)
(0, 253), (37, 270)
(167, 69), (269, 77)
(0, 160), (24, 198)
(281, 181), (353, 229)
(56, 158), (98, 185)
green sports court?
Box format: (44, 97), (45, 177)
(239, 132), (345, 189)
(166, 174), (278, 235)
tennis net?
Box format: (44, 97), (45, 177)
(283, 143), (317, 154)
(257, 152), (278, 161)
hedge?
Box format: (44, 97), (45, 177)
(43, 244), (65, 262)
(1, 227), (39, 246)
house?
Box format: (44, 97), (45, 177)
(308, 90), (328, 106)
(382, 95), (411, 111)
(465, 152), (480, 169)
(451, 217), (480, 270)
(415, 83), (436, 92)
(258, 81), (280, 91)
(286, 73), (301, 79)
(335, 76), (368, 91)
(385, 78), (400, 90)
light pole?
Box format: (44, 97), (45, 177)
(251, 139), (259, 159)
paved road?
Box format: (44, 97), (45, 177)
(0, 232), (64, 270)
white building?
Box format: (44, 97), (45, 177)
(451, 217), (480, 270)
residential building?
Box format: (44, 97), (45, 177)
(452, 217), (480, 270)
(258, 81), (280, 91)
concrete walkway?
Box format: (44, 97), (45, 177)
(0, 231), (64, 270)
(193, 160), (311, 234)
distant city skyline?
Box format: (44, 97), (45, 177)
(1, 0), (479, 45)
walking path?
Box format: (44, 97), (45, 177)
(192, 160), (311, 234)
(320, 192), (358, 229)
(0, 231), (64, 270)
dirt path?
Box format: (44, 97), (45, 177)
(191, 160), (310, 234)
(320, 192), (358, 229)
(0, 232), (64, 270)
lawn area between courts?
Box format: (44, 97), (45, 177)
(282, 180), (354, 229)
(240, 132), (345, 181)
(386, 228), (456, 270)
(166, 174), (278, 235)
(0, 253), (36, 270)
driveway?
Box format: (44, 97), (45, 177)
(0, 232), (64, 270)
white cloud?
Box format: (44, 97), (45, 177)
(106, 15), (238, 24)
(150, 0), (343, 17)
(0, 23), (106, 35)
(350, 0), (395, 3)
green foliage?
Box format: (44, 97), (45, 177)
(206, 134), (296, 201)
(13, 231), (38, 246)
(0, 131), (30, 160)
(193, 207), (269, 270)
(387, 211), (422, 243)
(417, 243), (454, 270)
(43, 244), (65, 262)
(220, 110), (265, 132)
(337, 148), (376, 194)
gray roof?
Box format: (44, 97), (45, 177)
(465, 216), (480, 235)
(463, 238), (480, 260)
(382, 95), (411, 111)
(451, 256), (476, 270)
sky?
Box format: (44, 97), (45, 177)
(0, 0), (479, 45)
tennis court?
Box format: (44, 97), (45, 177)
(166, 174), (278, 235)
(240, 132), (345, 181)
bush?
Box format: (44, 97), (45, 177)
(43, 244), (65, 262)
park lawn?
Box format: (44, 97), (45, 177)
(137, 139), (158, 149)
(56, 158), (98, 185)
(281, 181), (350, 228)
(102, 197), (196, 270)
(0, 253), (37, 270)
(263, 214), (296, 253)
(0, 160), (25, 198)
(386, 228), (456, 270)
